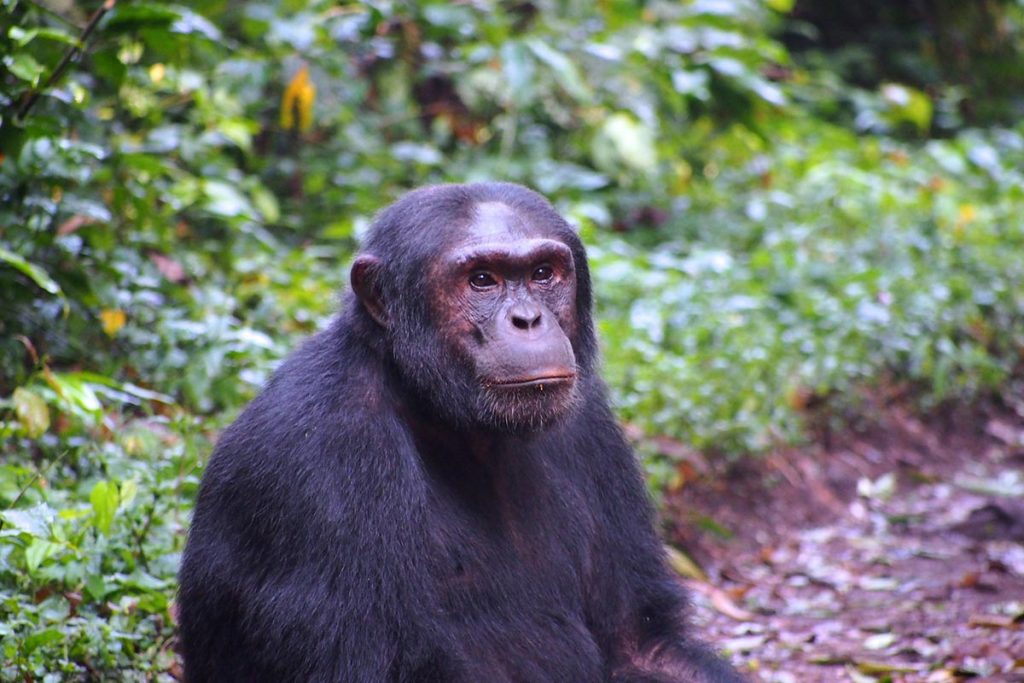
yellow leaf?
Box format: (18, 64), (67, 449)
(280, 90), (294, 130)
(281, 65), (316, 132)
(297, 79), (316, 133)
(13, 387), (49, 438)
(957, 203), (977, 225)
(99, 309), (126, 336)
(665, 544), (707, 581)
(953, 203), (978, 240)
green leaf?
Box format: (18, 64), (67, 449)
(391, 142), (443, 166)
(881, 83), (933, 134)
(0, 246), (63, 295)
(170, 8), (223, 40)
(203, 179), (255, 219)
(501, 41), (536, 107)
(69, 372), (174, 404)
(744, 74), (787, 106)
(8, 26), (81, 48)
(13, 387), (49, 438)
(422, 3), (476, 29)
(5, 53), (46, 85)
(90, 480), (119, 535)
(1, 504), (56, 538)
(526, 39), (593, 102)
(47, 372), (102, 414)
(106, 2), (181, 29)
(120, 479), (139, 507)
(671, 69), (710, 100)
(217, 119), (254, 152)
(251, 184), (281, 223)
(765, 0), (795, 12)
(592, 113), (658, 176)
(23, 628), (62, 654)
(85, 574), (108, 601)
(25, 538), (59, 573)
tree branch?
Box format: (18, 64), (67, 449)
(14, 0), (117, 123)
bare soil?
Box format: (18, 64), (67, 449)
(664, 396), (1024, 682)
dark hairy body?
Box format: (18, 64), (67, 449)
(178, 182), (745, 682)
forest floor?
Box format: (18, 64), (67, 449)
(665, 394), (1024, 682)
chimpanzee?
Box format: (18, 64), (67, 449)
(178, 182), (745, 682)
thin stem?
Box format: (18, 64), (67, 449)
(14, 0), (117, 123)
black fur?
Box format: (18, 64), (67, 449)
(178, 183), (745, 682)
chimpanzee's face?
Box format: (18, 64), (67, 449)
(430, 201), (581, 432)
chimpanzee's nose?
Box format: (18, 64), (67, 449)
(509, 302), (543, 331)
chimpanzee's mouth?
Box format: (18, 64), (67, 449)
(489, 373), (576, 389)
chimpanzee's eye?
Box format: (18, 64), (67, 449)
(532, 265), (554, 282)
(469, 272), (498, 289)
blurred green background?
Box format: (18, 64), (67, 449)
(2, 0), (1024, 678)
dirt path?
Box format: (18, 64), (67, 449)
(664, 400), (1024, 681)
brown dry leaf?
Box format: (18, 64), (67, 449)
(708, 588), (755, 622)
(149, 252), (186, 282)
(621, 423), (709, 478)
(687, 580), (755, 622)
(650, 435), (709, 474)
(957, 570), (999, 592)
(64, 591), (82, 617)
(986, 419), (1022, 445)
(967, 613), (1019, 629)
(725, 584), (752, 602)
(57, 214), (99, 235)
(15, 334), (39, 364)
(168, 600), (180, 625)
(958, 571), (981, 589)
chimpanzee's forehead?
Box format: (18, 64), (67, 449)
(461, 201), (552, 243)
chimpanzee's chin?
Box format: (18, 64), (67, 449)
(477, 382), (579, 434)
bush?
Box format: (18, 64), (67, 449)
(1, 0), (1023, 677)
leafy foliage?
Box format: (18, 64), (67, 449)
(596, 123), (1024, 455)
(1, 0), (1023, 677)
(783, 0), (1024, 131)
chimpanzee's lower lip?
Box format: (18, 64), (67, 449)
(489, 374), (576, 389)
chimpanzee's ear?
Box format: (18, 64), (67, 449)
(350, 255), (388, 328)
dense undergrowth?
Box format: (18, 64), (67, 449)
(1, 0), (1023, 678)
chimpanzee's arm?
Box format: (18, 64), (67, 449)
(178, 342), (456, 682)
(569, 394), (746, 683)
